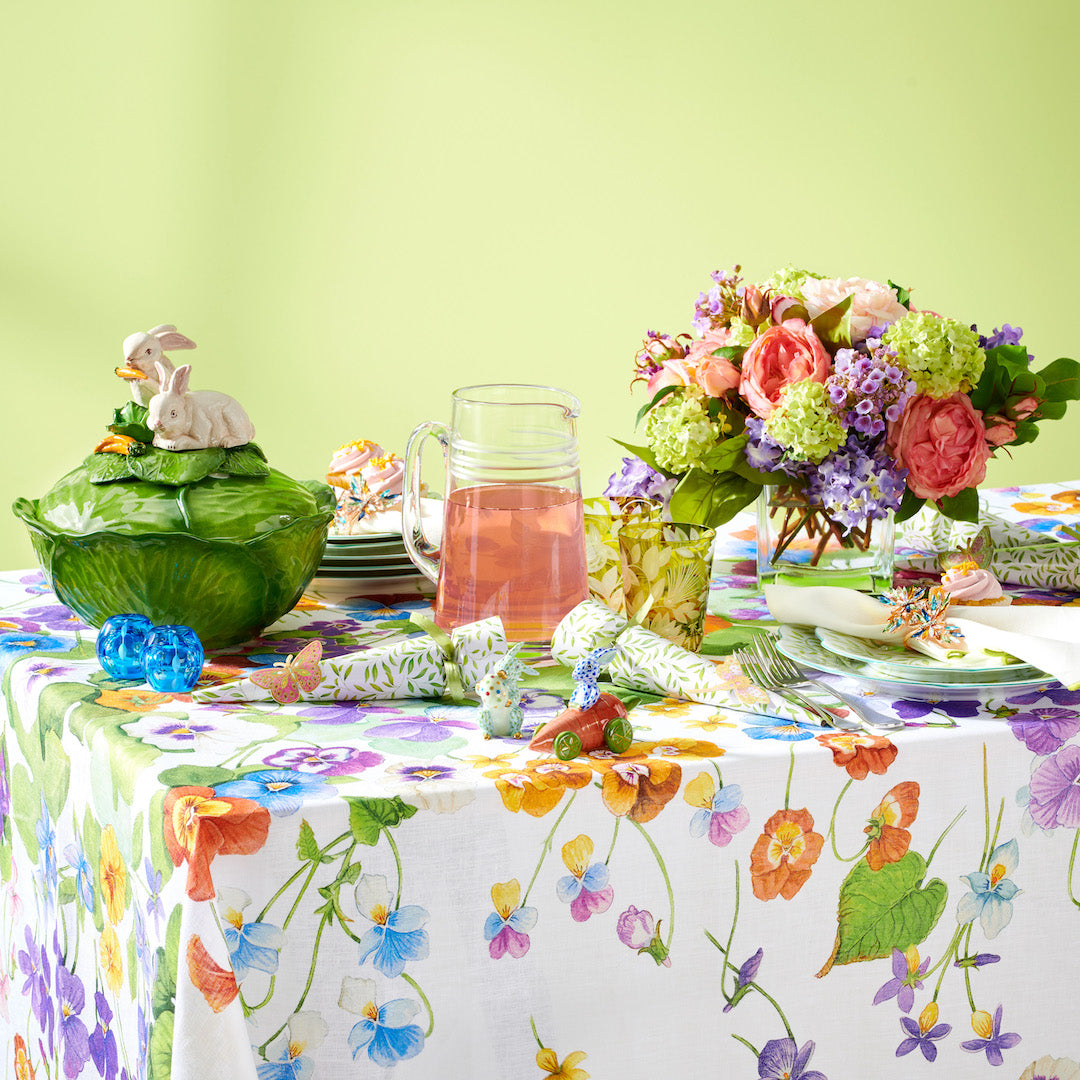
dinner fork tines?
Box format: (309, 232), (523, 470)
(738, 633), (904, 733)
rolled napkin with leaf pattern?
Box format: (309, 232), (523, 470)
(899, 504), (1080, 590)
(551, 599), (767, 708)
(765, 583), (1080, 689)
(192, 617), (507, 703)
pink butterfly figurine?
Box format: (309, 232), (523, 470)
(249, 640), (324, 704)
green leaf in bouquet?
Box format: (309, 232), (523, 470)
(1009, 368), (1038, 396)
(635, 384), (681, 426)
(888, 280), (912, 309)
(670, 468), (758, 528)
(983, 343), (1031, 379)
(699, 433), (749, 473)
(611, 438), (665, 474)
(221, 443), (270, 477)
(895, 487), (926, 523)
(108, 401), (155, 443)
(809, 294), (853, 349)
(706, 345), (746, 361)
(129, 446), (227, 486)
(937, 487), (980, 523)
(1035, 356), (1080, 402)
(1009, 419), (1040, 445)
(85, 452), (136, 484)
(1035, 400), (1067, 421)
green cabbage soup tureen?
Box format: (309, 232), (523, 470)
(12, 325), (334, 649)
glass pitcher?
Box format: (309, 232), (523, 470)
(402, 384), (588, 642)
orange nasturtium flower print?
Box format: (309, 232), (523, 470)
(99, 825), (128, 924)
(865, 780), (920, 871)
(815, 731), (898, 780)
(536, 1047), (590, 1079)
(750, 807), (825, 901)
(187, 934), (239, 1013)
(484, 759), (593, 817)
(590, 756), (682, 822)
(13, 1034), (36, 1080)
(163, 786), (271, 901)
(623, 737), (725, 761)
(95, 686), (176, 713)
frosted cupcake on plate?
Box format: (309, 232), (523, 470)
(939, 561), (1011, 606)
(326, 440), (385, 492)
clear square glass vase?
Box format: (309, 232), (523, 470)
(755, 485), (895, 592)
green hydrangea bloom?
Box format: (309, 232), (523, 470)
(765, 380), (845, 464)
(761, 266), (824, 303)
(883, 311), (986, 398)
(645, 387), (723, 474)
(726, 317), (758, 348)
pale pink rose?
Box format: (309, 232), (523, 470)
(984, 417), (1018, 447)
(801, 276), (908, 343)
(686, 328), (740, 397)
(739, 319), (830, 417)
(887, 392), (991, 500)
(646, 357), (696, 396)
(1010, 395), (1039, 420)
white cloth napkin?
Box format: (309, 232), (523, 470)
(764, 583), (1080, 689)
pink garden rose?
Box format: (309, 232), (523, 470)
(739, 319), (830, 417)
(888, 391), (991, 500)
(646, 356), (696, 396)
(801, 276), (908, 344)
(647, 328), (740, 398)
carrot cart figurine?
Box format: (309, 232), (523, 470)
(529, 646), (633, 760)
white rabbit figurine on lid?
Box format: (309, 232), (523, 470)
(116, 324), (197, 405)
(147, 362), (256, 450)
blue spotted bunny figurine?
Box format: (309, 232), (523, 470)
(475, 645), (531, 738)
(569, 646), (619, 710)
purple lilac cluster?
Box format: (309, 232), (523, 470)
(692, 267), (742, 334)
(745, 420), (907, 532)
(825, 343), (915, 438)
(977, 323), (1034, 363)
(605, 456), (678, 503)
(805, 435), (908, 530)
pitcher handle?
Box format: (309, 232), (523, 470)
(402, 420), (447, 585)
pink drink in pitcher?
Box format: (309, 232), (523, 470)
(436, 483), (587, 640)
(402, 385), (588, 643)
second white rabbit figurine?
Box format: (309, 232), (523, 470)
(147, 362), (256, 450)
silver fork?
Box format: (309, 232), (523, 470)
(738, 634), (905, 733)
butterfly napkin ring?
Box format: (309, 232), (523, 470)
(249, 640), (325, 704)
(876, 586), (962, 650)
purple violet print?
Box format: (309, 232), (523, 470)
(56, 962), (91, 1078)
(22, 603), (93, 633)
(23, 659), (77, 687)
(298, 703), (403, 726)
(364, 713), (474, 742)
(756, 1038), (827, 1080)
(1007, 707), (1080, 755)
(897, 1012), (952, 1062)
(263, 745), (384, 776)
(1027, 745), (1080, 829)
(1007, 685), (1080, 708)
(17, 925), (54, 1041)
(961, 1005), (1021, 1066)
(890, 697), (981, 721)
(724, 948), (763, 1010)
(873, 947), (929, 1012)
(89, 991), (119, 1080)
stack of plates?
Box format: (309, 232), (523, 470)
(776, 625), (1054, 698)
(312, 532), (429, 590)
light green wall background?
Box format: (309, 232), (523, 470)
(2, 0), (1078, 569)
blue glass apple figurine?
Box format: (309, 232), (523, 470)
(143, 624), (205, 692)
(96, 613), (154, 679)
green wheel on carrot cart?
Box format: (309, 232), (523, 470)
(553, 731), (582, 761)
(604, 716), (633, 754)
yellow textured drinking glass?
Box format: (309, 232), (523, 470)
(582, 497), (662, 615)
(618, 520), (716, 651)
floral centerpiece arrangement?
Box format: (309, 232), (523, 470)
(611, 265), (1080, 581)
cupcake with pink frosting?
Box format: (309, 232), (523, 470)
(939, 562), (1011, 606)
(326, 440), (385, 491)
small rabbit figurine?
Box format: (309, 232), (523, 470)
(116, 324), (197, 405)
(475, 646), (530, 739)
(147, 362), (256, 450)
(569, 646), (619, 710)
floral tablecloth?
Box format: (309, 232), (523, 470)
(3, 483), (1080, 1080)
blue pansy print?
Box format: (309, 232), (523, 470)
(217, 888), (284, 981)
(340, 597), (431, 622)
(36, 793), (59, 901)
(64, 841), (95, 912)
(215, 769), (333, 816)
(957, 839), (1021, 938)
(257, 1012), (328, 1080)
(742, 713), (820, 742)
(0, 630), (74, 673)
(354, 874), (430, 977)
(341, 977), (425, 1068)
